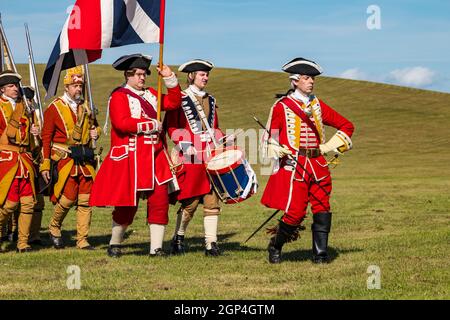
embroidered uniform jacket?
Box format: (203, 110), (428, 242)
(164, 91), (224, 201)
(261, 94), (354, 212)
(0, 96), (37, 205)
(90, 85), (181, 207)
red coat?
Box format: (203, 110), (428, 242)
(0, 97), (36, 206)
(89, 85), (181, 207)
(40, 96), (100, 202)
(261, 95), (354, 212)
(164, 91), (224, 201)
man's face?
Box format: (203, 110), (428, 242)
(127, 68), (147, 90)
(65, 83), (83, 101)
(294, 75), (315, 95)
(1, 83), (20, 100)
(193, 71), (209, 90)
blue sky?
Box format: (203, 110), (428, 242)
(1, 0), (449, 92)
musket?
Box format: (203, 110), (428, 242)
(0, 16), (38, 146)
(0, 14), (4, 72)
(83, 64), (97, 150)
(25, 23), (44, 128)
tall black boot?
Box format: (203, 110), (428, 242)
(311, 212), (332, 264)
(268, 220), (300, 264)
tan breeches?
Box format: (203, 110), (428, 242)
(180, 190), (221, 223)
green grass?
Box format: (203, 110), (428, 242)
(0, 64), (448, 299)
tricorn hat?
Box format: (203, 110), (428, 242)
(22, 86), (36, 100)
(282, 57), (323, 79)
(113, 54), (152, 75)
(0, 70), (22, 87)
(178, 59), (214, 73)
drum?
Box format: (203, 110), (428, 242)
(205, 147), (258, 204)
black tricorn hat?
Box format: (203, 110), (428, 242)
(178, 59), (214, 73)
(0, 70), (22, 87)
(282, 57), (323, 77)
(22, 86), (35, 100)
(112, 54), (152, 75)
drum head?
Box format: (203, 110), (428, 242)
(206, 149), (243, 171)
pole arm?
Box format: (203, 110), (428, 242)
(25, 23), (44, 127)
(84, 63), (97, 149)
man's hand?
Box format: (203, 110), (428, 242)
(41, 170), (50, 184)
(225, 133), (236, 145)
(268, 143), (292, 159)
(30, 124), (40, 137)
(89, 126), (98, 140)
(156, 64), (173, 77)
(153, 120), (163, 133)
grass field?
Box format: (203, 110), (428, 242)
(0, 64), (449, 299)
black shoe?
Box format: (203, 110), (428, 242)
(268, 238), (282, 264)
(80, 245), (95, 250)
(170, 235), (185, 255)
(49, 234), (65, 249)
(7, 231), (18, 242)
(205, 242), (221, 257)
(107, 245), (122, 258)
(149, 248), (166, 257)
(16, 247), (33, 253)
(312, 254), (330, 264)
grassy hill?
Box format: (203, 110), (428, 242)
(0, 64), (449, 299)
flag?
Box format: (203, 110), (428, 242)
(43, 0), (164, 99)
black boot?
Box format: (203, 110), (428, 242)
(311, 212), (332, 264)
(268, 220), (300, 264)
(170, 234), (185, 255)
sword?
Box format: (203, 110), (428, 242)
(243, 210), (280, 244)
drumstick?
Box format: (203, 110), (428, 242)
(189, 129), (245, 154)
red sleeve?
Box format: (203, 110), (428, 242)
(149, 85), (182, 112)
(163, 106), (196, 152)
(268, 102), (285, 141)
(41, 105), (57, 160)
(319, 100), (354, 137)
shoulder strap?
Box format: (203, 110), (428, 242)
(281, 97), (321, 142)
(116, 87), (157, 119)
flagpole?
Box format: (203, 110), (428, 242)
(156, 0), (166, 121)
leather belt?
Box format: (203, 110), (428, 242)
(297, 148), (321, 158)
(0, 144), (28, 153)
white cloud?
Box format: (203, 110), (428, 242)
(388, 66), (435, 88)
(339, 68), (367, 80)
